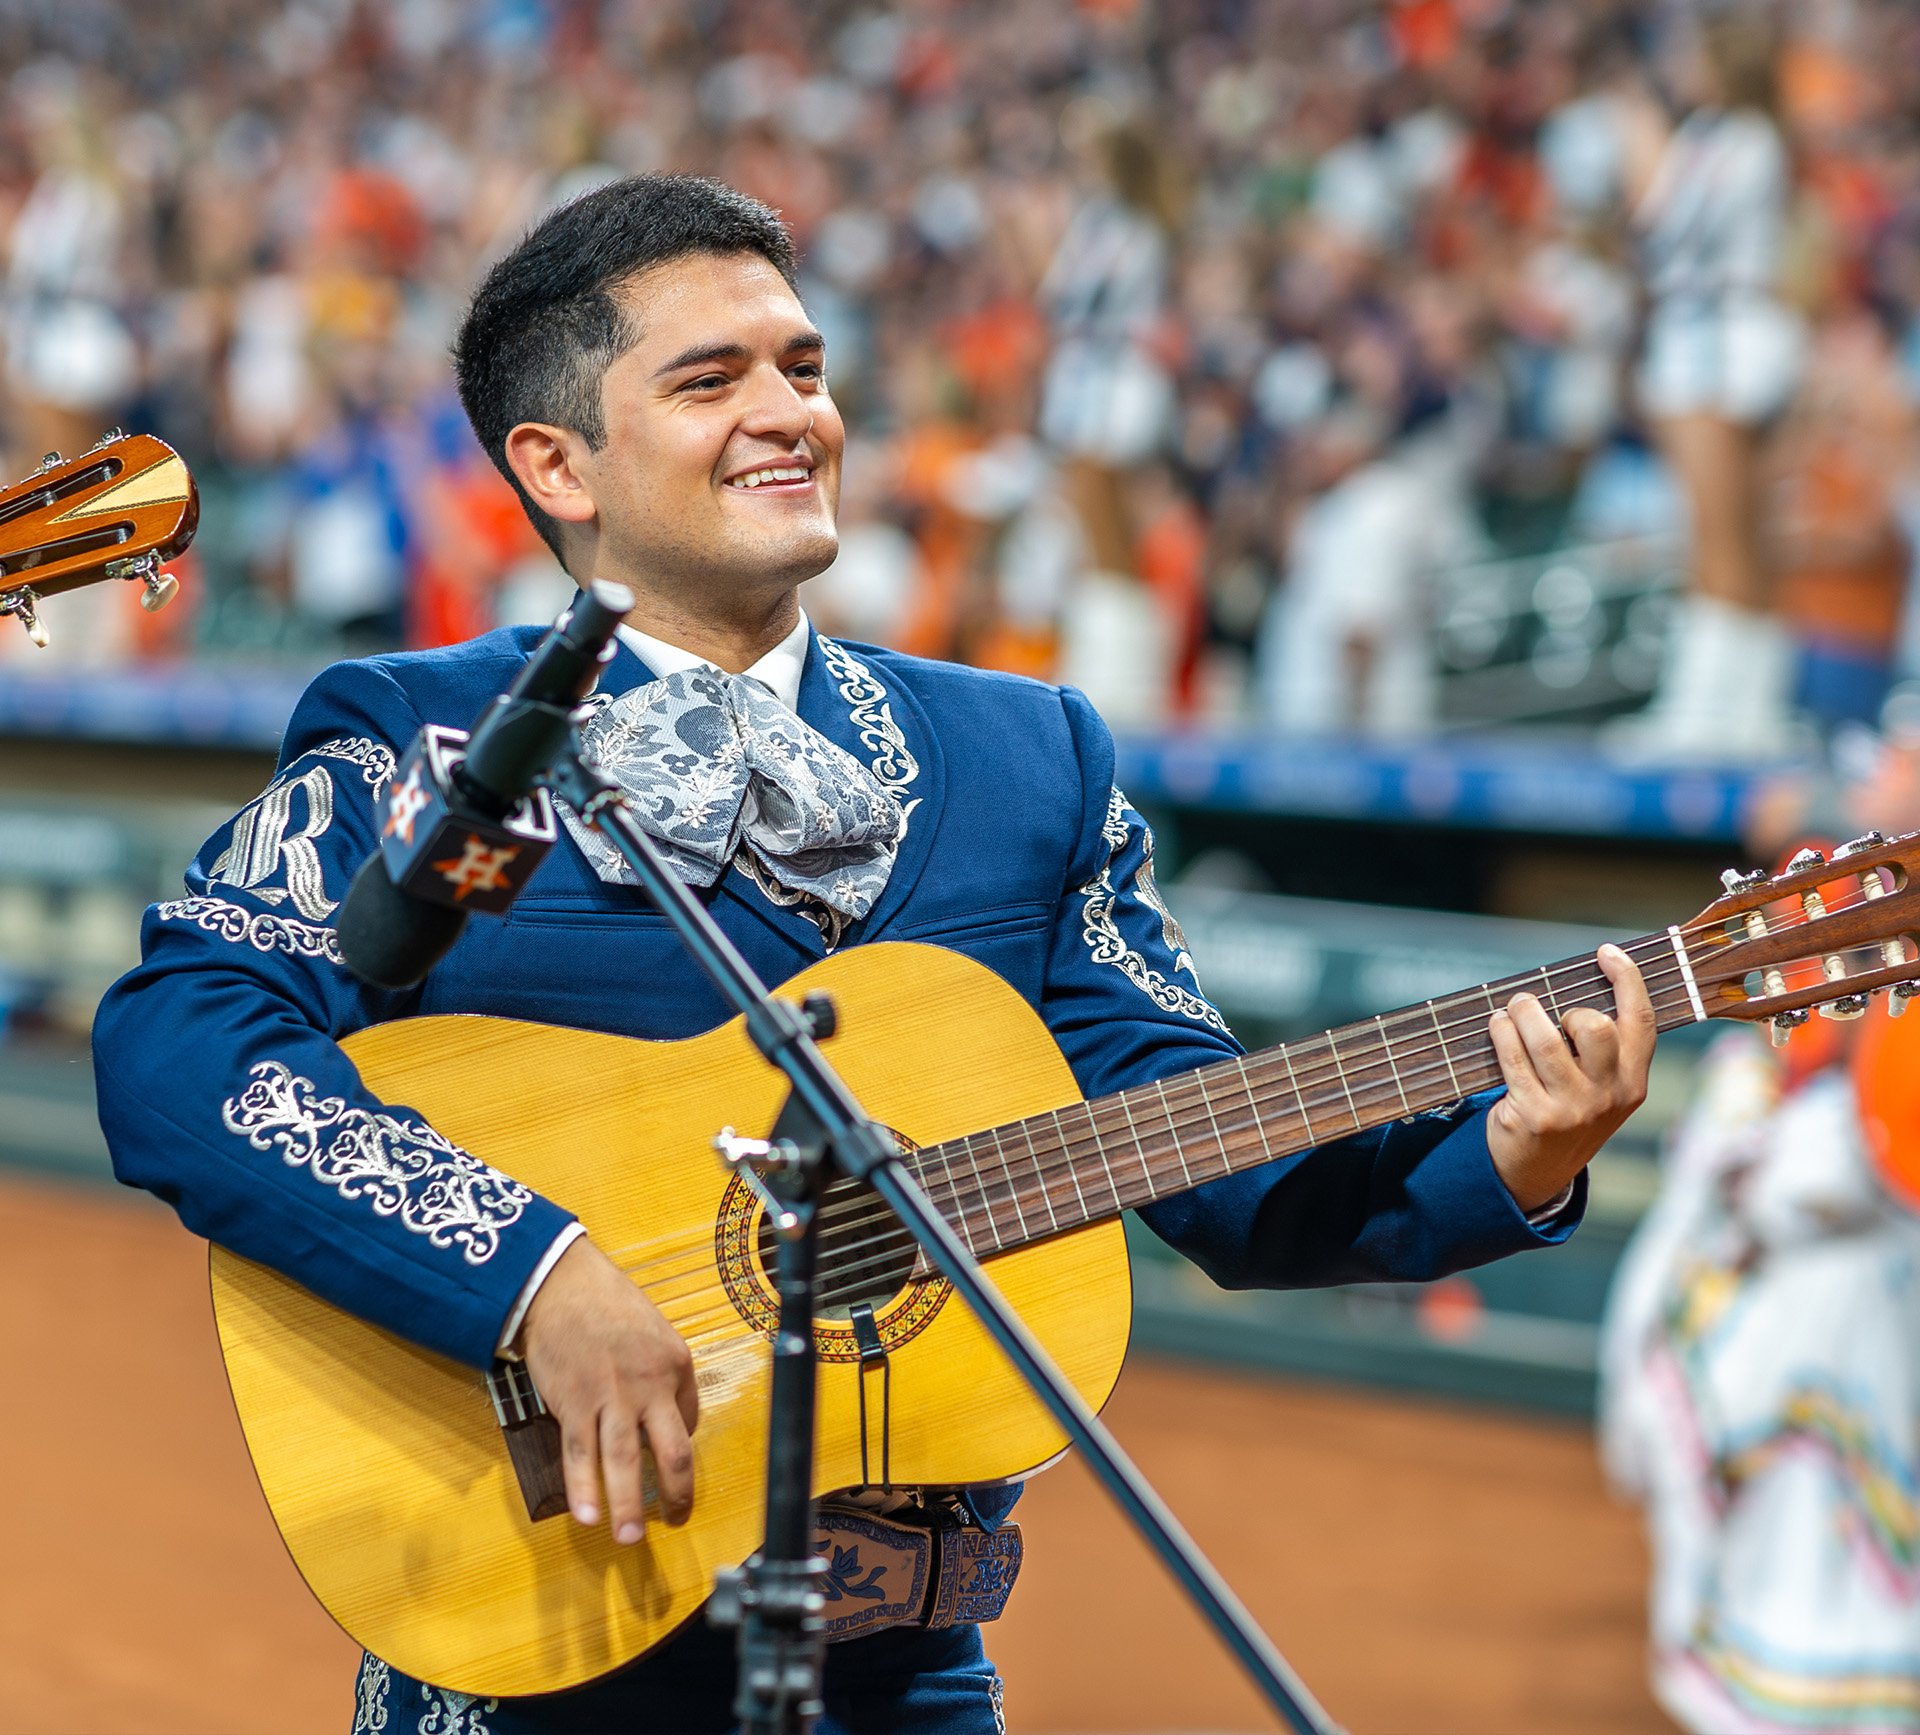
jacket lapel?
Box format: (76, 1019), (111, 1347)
(794, 630), (943, 944)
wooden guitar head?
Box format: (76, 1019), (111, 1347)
(1679, 831), (1920, 1040)
(0, 431), (199, 647)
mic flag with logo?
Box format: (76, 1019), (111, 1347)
(374, 724), (559, 915)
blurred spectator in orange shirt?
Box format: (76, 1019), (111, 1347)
(1772, 307), (1914, 730)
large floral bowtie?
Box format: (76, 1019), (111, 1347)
(561, 664), (903, 925)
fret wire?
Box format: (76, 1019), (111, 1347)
(1537, 965), (1562, 1020)
(958, 1134), (1005, 1252)
(1279, 1043), (1312, 1141)
(926, 1138), (974, 1255)
(1191, 1071), (1233, 1175)
(1064, 1103), (1123, 1220)
(1427, 998), (1464, 1101)
(1019, 1117), (1061, 1232)
(1322, 1031), (1361, 1131)
(1236, 1057), (1274, 1160)
(1050, 1106), (1092, 1222)
(987, 1123), (1029, 1242)
(1114, 1089), (1155, 1200)
(1150, 1077), (1194, 1189)
(1375, 1013), (1411, 1117)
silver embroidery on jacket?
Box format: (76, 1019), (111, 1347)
(352, 1655), (391, 1733)
(205, 739), (395, 923)
(816, 636), (922, 832)
(209, 763), (338, 920)
(416, 1686), (498, 1735)
(156, 895), (342, 964)
(1078, 788), (1228, 1034)
(312, 735), (398, 796)
(222, 1062), (530, 1264)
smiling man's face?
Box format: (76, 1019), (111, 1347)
(567, 250), (844, 613)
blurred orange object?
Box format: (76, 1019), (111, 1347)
(314, 167), (427, 277)
(1852, 1005), (1920, 1212)
(1389, 0), (1459, 70)
(1416, 1274), (1485, 1345)
(409, 463), (547, 649)
(1136, 484), (1207, 714)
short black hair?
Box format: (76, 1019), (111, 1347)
(453, 174), (798, 560)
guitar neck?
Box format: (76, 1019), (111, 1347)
(915, 926), (1706, 1257)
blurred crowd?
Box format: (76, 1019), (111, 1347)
(5, 0), (1920, 741)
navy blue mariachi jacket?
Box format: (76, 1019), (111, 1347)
(94, 626), (1578, 1430)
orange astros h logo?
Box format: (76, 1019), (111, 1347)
(432, 836), (521, 901)
(383, 766), (431, 846)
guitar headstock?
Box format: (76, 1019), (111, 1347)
(1682, 831), (1920, 1043)
(0, 431), (199, 648)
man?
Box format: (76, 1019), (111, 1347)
(93, 176), (1653, 1733)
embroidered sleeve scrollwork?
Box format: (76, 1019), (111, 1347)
(222, 1061), (532, 1265)
(1078, 787), (1230, 1035)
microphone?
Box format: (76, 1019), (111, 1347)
(336, 580), (634, 988)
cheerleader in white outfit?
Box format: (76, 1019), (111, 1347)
(1620, 15), (1806, 758)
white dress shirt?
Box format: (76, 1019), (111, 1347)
(614, 608), (812, 712)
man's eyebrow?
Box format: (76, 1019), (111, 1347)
(652, 330), (827, 379)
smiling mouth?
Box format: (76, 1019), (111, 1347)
(723, 465), (816, 491)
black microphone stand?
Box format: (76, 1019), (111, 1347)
(542, 741), (1342, 1735)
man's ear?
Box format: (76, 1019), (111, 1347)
(503, 422), (598, 537)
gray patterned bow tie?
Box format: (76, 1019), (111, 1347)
(562, 665), (904, 924)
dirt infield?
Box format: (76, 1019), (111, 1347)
(0, 1173), (1666, 1733)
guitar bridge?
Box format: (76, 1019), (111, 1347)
(486, 1361), (568, 1523)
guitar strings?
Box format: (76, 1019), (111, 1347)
(584, 889), (1902, 1322)
(610, 964), (1687, 1329)
(591, 931), (1878, 1323)
(591, 930), (1697, 1292)
(636, 943), (1897, 1336)
(588, 930), (1690, 1279)
(596, 940), (1827, 1324)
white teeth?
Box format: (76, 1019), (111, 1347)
(727, 465), (812, 489)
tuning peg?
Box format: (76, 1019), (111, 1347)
(1892, 983), (1918, 1018)
(138, 570), (179, 612)
(35, 449), (60, 472)
(1784, 847), (1827, 874)
(2, 586), (47, 648)
(1834, 831), (1889, 860)
(1770, 1008), (1811, 1046)
(1821, 993), (1872, 1021)
(85, 426), (124, 452)
(1722, 867), (1768, 894)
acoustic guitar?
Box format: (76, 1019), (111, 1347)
(211, 836), (1920, 1696)
(0, 430), (197, 646)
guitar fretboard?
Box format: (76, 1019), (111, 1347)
(910, 927), (1703, 1257)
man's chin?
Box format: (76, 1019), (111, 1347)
(744, 524), (841, 586)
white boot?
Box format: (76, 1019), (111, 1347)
(1606, 595), (1804, 764)
(1719, 604), (1805, 760)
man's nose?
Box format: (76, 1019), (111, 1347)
(736, 362), (814, 443)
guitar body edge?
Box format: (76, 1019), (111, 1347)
(211, 942), (1134, 1697)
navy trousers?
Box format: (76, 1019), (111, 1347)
(352, 1619), (1005, 1734)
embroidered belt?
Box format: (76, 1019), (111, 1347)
(813, 1502), (1023, 1642)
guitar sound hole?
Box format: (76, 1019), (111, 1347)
(754, 1174), (920, 1317)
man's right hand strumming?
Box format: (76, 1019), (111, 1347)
(518, 1236), (699, 1544)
